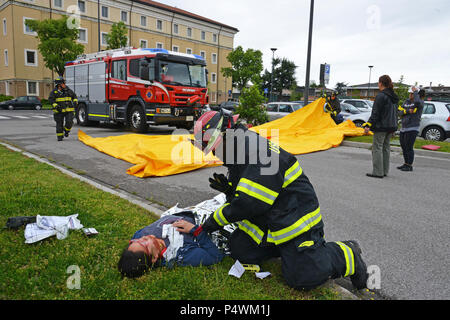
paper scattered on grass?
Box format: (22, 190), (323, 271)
(228, 260), (246, 278)
(255, 272), (271, 279)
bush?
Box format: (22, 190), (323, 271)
(0, 95), (14, 102)
(234, 85), (268, 126)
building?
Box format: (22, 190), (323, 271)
(0, 0), (239, 104)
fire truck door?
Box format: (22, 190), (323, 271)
(109, 59), (129, 101)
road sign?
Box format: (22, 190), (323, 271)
(324, 64), (330, 84)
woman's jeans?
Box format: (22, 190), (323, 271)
(372, 132), (393, 176)
(400, 131), (418, 166)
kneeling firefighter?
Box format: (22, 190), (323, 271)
(324, 91), (341, 123)
(192, 110), (369, 290)
(48, 77), (78, 141)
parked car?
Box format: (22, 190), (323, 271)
(339, 102), (371, 127)
(341, 99), (373, 111)
(266, 102), (304, 121)
(217, 100), (239, 112)
(0, 96), (42, 110)
(418, 101), (450, 141)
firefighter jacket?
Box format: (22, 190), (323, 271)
(48, 86), (78, 113)
(325, 97), (341, 116)
(202, 124), (322, 246)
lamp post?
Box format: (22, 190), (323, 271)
(269, 48), (277, 102)
(368, 65), (374, 98)
(304, 0), (315, 106)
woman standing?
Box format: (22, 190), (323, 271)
(363, 75), (399, 178)
(397, 87), (425, 172)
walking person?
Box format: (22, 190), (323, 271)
(363, 75), (399, 178)
(397, 87), (425, 172)
(48, 77), (78, 141)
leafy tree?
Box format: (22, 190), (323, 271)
(289, 84), (303, 101)
(106, 22), (128, 50)
(25, 17), (84, 76)
(235, 85), (268, 126)
(395, 75), (409, 105)
(221, 46), (263, 92)
(334, 82), (348, 95)
(262, 58), (297, 100)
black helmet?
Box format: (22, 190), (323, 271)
(55, 77), (65, 85)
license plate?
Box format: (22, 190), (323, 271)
(186, 116), (194, 121)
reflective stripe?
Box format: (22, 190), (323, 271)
(298, 240), (314, 248)
(336, 242), (355, 277)
(55, 97), (72, 102)
(363, 122), (372, 127)
(283, 161), (303, 188)
(62, 108), (75, 112)
(88, 114), (109, 118)
(238, 220), (264, 245)
(267, 207), (322, 245)
(64, 127), (71, 132)
(213, 203), (230, 227)
(236, 178), (278, 205)
(56, 133), (64, 136)
(52, 103), (58, 107)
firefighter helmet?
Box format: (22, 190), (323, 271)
(54, 77), (65, 85)
(193, 110), (239, 155)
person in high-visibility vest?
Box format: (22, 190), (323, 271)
(192, 110), (369, 291)
(48, 77), (78, 141)
(324, 91), (341, 123)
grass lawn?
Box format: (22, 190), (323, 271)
(0, 144), (340, 300)
(345, 135), (450, 153)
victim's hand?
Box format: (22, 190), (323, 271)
(172, 220), (195, 234)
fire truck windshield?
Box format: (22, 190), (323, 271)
(158, 60), (206, 88)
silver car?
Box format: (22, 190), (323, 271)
(341, 99), (373, 111)
(419, 101), (450, 141)
(266, 102), (304, 121)
(340, 103), (371, 127)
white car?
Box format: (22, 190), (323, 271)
(266, 102), (304, 121)
(341, 99), (373, 112)
(418, 101), (450, 141)
(340, 103), (371, 127)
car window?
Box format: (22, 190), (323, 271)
(17, 97), (28, 102)
(279, 104), (292, 113)
(266, 104), (278, 112)
(291, 104), (302, 111)
(355, 101), (367, 109)
(423, 103), (436, 115)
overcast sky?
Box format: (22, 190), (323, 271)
(162, 0), (450, 88)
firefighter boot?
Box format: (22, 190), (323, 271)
(57, 135), (63, 141)
(342, 240), (368, 290)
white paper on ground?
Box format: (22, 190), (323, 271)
(24, 214), (84, 244)
(228, 260), (246, 278)
(255, 272), (272, 279)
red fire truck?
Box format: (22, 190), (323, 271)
(65, 47), (209, 132)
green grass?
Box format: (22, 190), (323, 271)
(0, 145), (340, 300)
(345, 135), (450, 153)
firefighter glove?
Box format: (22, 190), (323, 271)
(209, 173), (233, 196)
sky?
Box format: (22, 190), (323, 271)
(160, 0), (450, 89)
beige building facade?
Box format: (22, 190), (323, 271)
(0, 0), (238, 104)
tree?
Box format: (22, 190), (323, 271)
(395, 75), (409, 105)
(262, 58), (297, 100)
(221, 46), (263, 92)
(234, 85), (268, 126)
(25, 17), (84, 76)
(106, 22), (128, 50)
(334, 82), (348, 95)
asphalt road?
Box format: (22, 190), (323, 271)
(1, 109), (449, 300)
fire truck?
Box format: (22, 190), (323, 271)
(64, 47), (209, 132)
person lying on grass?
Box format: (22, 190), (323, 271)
(118, 211), (224, 278)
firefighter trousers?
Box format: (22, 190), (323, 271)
(229, 228), (355, 291)
(54, 112), (74, 139)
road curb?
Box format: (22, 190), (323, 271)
(341, 140), (450, 160)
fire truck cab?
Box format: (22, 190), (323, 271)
(65, 47), (209, 132)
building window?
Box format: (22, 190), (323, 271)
(140, 16), (147, 27)
(172, 45), (179, 52)
(156, 42), (163, 49)
(173, 23), (178, 34)
(212, 33), (217, 43)
(2, 18), (6, 36)
(186, 48), (192, 55)
(27, 81), (38, 96)
(211, 73), (217, 83)
(121, 11), (128, 23)
(23, 17), (37, 36)
(78, 0), (85, 13)
(24, 49), (37, 66)
(156, 20), (162, 31)
(4, 49), (8, 66)
(140, 39), (147, 48)
(101, 32), (108, 46)
(77, 28), (87, 43)
(187, 27), (192, 38)
(200, 51), (205, 59)
(101, 6), (108, 18)
(201, 31), (206, 41)
(211, 53), (217, 64)
(53, 0), (63, 9)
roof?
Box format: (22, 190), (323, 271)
(135, 0), (239, 32)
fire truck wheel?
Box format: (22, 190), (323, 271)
(76, 103), (97, 126)
(128, 104), (148, 133)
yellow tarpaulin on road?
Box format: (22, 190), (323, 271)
(78, 98), (368, 177)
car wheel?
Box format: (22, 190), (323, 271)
(128, 104), (148, 133)
(8, 105), (14, 110)
(423, 125), (445, 141)
(35, 105), (42, 110)
(353, 120), (364, 127)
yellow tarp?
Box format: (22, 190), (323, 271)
(78, 98), (368, 177)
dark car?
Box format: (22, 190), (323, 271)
(0, 96), (42, 110)
(218, 100), (239, 111)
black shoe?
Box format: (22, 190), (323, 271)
(341, 240), (368, 290)
(366, 173), (383, 179)
(57, 136), (63, 141)
(397, 164), (407, 170)
(401, 165), (413, 172)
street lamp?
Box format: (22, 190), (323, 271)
(304, 0), (315, 106)
(270, 48), (277, 102)
(368, 65), (374, 98)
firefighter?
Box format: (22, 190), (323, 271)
(324, 91), (341, 123)
(192, 110), (369, 291)
(48, 77), (78, 141)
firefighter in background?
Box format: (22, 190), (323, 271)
(324, 91), (342, 123)
(48, 77), (78, 141)
(192, 110), (369, 291)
